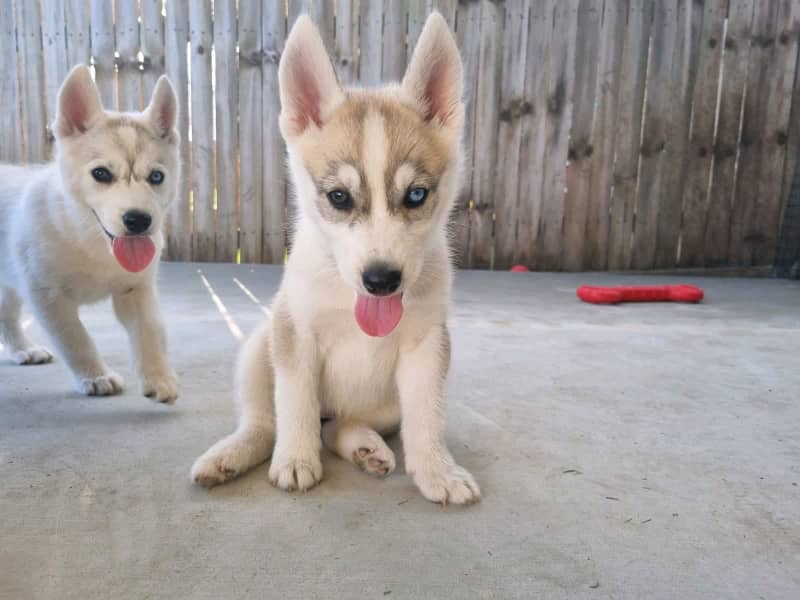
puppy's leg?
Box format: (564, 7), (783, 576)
(25, 289), (123, 395)
(112, 285), (177, 403)
(268, 304), (323, 492)
(397, 324), (480, 505)
(322, 404), (400, 477)
(0, 287), (53, 365)
(191, 319), (276, 487)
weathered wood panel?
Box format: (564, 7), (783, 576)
(704, 0), (754, 267)
(466, 0), (503, 268)
(630, 1), (680, 270)
(516, 0), (555, 268)
(0, 0), (22, 163)
(452, 0), (482, 265)
(237, 1), (263, 263)
(90, 0), (115, 109)
(42, 0), (69, 144)
(65, 0), (91, 69)
(214, 0), (239, 262)
(335, 0), (360, 85)
(746, 0), (800, 266)
(188, 0), (215, 261)
(654, 0), (704, 269)
(261, 0), (287, 263)
(382, 0), (406, 82)
(492, 0), (530, 268)
(359, 0), (383, 86)
(164, 0), (192, 261)
(535, 0), (579, 270)
(141, 0), (166, 100)
(16, 0), (47, 162)
(116, 0), (143, 111)
(561, 0), (603, 271)
(583, 0), (629, 270)
(675, 0), (726, 268)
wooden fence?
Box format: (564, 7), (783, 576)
(2, 0), (800, 271)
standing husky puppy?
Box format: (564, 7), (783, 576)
(192, 13), (479, 504)
(0, 66), (179, 402)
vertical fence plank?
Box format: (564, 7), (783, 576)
(729, 2), (791, 266)
(141, 0), (166, 100)
(188, 0), (215, 261)
(0, 0), (22, 163)
(214, 0), (239, 262)
(492, 1), (530, 269)
(452, 0), (482, 265)
(630, 1), (680, 270)
(65, 0), (91, 68)
(359, 0), (383, 86)
(516, 0), (553, 268)
(583, 0), (628, 270)
(262, 2), (287, 263)
(608, 0), (653, 269)
(42, 0), (69, 152)
(116, 0), (143, 111)
(238, 1), (263, 263)
(335, 0), (360, 85)
(745, 1), (800, 266)
(652, 0), (704, 269)
(91, 0), (116, 109)
(561, 0), (603, 271)
(535, 0), (579, 270)
(408, 0), (427, 64)
(164, 0), (191, 261)
(17, 0), (47, 163)
(703, 0), (754, 267)
(382, 0), (406, 82)
(466, 0), (503, 268)
(676, 0), (726, 267)
(729, 2), (778, 266)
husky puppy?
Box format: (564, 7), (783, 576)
(192, 13), (479, 504)
(0, 66), (179, 402)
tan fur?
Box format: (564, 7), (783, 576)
(192, 13), (479, 505)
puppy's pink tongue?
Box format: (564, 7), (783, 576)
(354, 294), (403, 337)
(112, 236), (156, 273)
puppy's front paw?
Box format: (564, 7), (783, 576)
(11, 346), (54, 365)
(269, 452), (322, 492)
(76, 372), (125, 396)
(141, 369), (178, 404)
(411, 462), (481, 506)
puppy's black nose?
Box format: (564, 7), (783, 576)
(362, 265), (402, 296)
(122, 210), (152, 234)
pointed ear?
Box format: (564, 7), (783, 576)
(279, 15), (345, 139)
(146, 76), (178, 138)
(402, 12), (463, 128)
(54, 65), (104, 137)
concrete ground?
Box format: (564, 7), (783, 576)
(1, 264), (799, 599)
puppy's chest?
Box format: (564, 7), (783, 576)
(317, 323), (400, 414)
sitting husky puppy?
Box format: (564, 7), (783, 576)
(192, 13), (479, 504)
(0, 66), (179, 402)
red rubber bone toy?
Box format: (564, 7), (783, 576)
(577, 284), (704, 305)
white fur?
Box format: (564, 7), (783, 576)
(0, 66), (179, 402)
(192, 13), (479, 504)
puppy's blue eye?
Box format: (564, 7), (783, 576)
(404, 187), (428, 208)
(327, 189), (353, 211)
(91, 167), (112, 183)
(147, 170), (165, 185)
